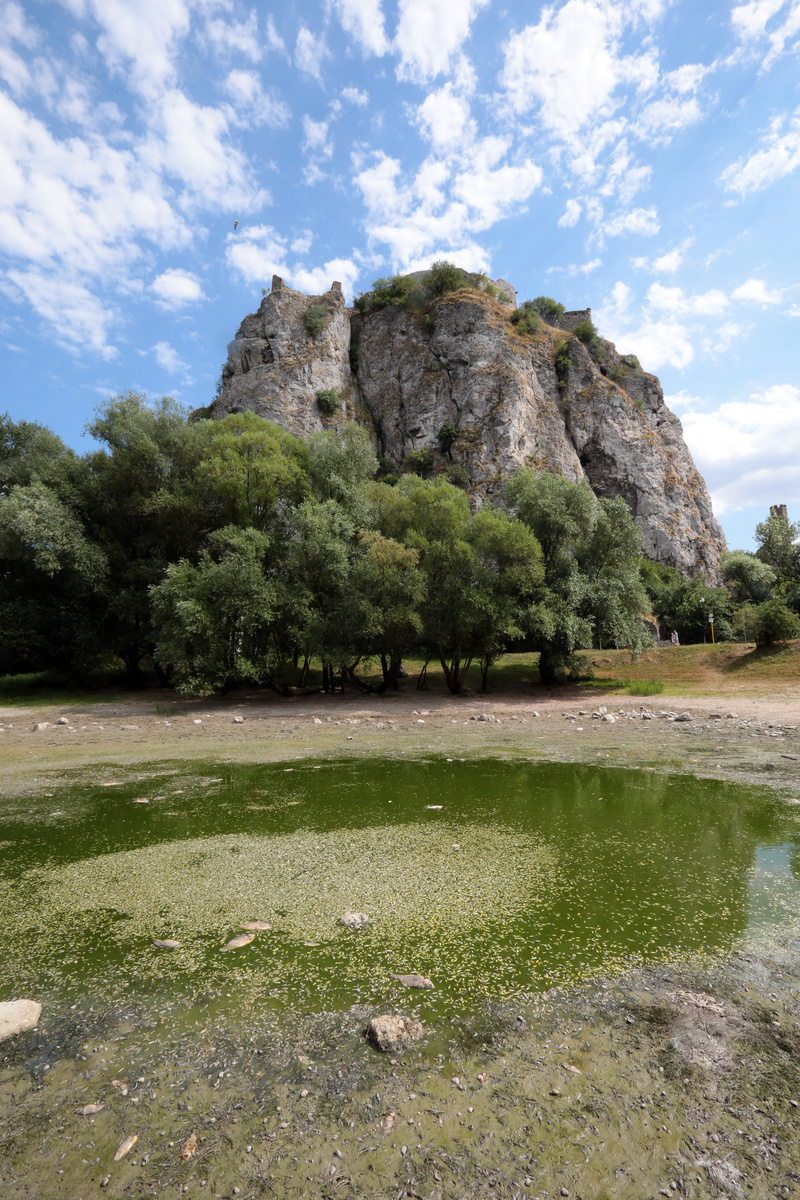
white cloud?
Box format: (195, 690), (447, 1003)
(416, 84), (475, 151)
(225, 224), (361, 299)
(302, 115), (332, 157)
(501, 0), (658, 138)
(678, 384), (800, 513)
(395, 0), (490, 83)
(81, 0), (198, 98)
(295, 25), (328, 82)
(331, 0), (389, 56)
(603, 206), (660, 238)
(731, 0), (800, 65)
(653, 244), (689, 273)
(353, 139), (541, 269)
(265, 15), (286, 55)
(6, 267), (118, 358)
(342, 86), (369, 105)
(721, 107), (800, 196)
(153, 340), (187, 373)
(203, 10), (261, 62)
(558, 198), (582, 227)
(580, 258), (602, 274)
(223, 70), (290, 127)
(143, 88), (266, 212)
(731, 278), (783, 305)
(647, 282), (729, 316)
(151, 268), (203, 308)
(612, 318), (695, 369)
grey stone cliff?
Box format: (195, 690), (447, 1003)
(208, 274), (726, 576)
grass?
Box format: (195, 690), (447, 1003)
(627, 680), (665, 696)
(0, 670), (127, 708)
(2, 640), (798, 708)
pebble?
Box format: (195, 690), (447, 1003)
(234, 716), (244, 724)
(113, 1134), (138, 1161)
(180, 1133), (197, 1161)
(77, 1102), (105, 1115)
(152, 938), (182, 949)
(240, 921), (271, 931)
(193, 719), (202, 724)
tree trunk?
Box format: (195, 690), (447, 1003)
(300, 655), (310, 688)
(416, 653), (431, 690)
(480, 656), (490, 692)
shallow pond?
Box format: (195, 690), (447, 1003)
(2, 757), (800, 1036)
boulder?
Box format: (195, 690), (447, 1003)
(338, 911), (371, 930)
(365, 1014), (424, 1053)
(395, 973), (434, 990)
(0, 999), (41, 1044)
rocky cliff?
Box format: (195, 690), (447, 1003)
(208, 272), (726, 576)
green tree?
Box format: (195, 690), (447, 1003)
(426, 260), (466, 296)
(750, 599), (800, 646)
(468, 507), (544, 690)
(198, 413), (308, 531)
(0, 481), (107, 677)
(506, 470), (649, 683)
(527, 297), (565, 322)
(351, 531), (426, 691)
(151, 526), (278, 695)
(720, 550), (776, 603)
(306, 422), (378, 514)
(82, 392), (215, 683)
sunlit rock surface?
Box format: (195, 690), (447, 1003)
(209, 275), (726, 576)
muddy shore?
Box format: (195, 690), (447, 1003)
(2, 682), (800, 1198)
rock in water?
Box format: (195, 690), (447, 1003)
(152, 938), (182, 949)
(380, 1111), (397, 1134)
(0, 999), (41, 1044)
(77, 1102), (105, 1115)
(337, 911), (371, 930)
(180, 1132), (197, 1161)
(113, 1134), (138, 1161)
(220, 932), (256, 951)
(240, 921), (271, 931)
(395, 973), (434, 990)
(365, 1015), (424, 1053)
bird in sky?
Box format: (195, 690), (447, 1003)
(233, 220), (239, 231)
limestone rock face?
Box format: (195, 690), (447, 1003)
(212, 275), (356, 435)
(210, 281), (726, 576)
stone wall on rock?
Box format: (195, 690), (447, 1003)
(207, 275), (727, 577)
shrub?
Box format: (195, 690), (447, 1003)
(528, 296), (566, 322)
(316, 388), (341, 415)
(418, 312), (434, 335)
(426, 260), (466, 296)
(554, 340), (571, 393)
(751, 599), (800, 646)
(303, 305), (328, 335)
(510, 303), (541, 337)
(445, 461), (470, 488)
(437, 422), (458, 456)
(572, 319), (598, 345)
(496, 292), (512, 305)
(404, 448), (435, 477)
(356, 274), (422, 314)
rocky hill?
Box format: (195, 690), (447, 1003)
(207, 271), (726, 576)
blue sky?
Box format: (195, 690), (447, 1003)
(1, 0), (799, 552)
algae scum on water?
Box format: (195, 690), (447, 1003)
(2, 757), (800, 1024)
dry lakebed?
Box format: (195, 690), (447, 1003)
(2, 683), (800, 1199)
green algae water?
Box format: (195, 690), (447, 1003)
(1, 757), (799, 1033)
